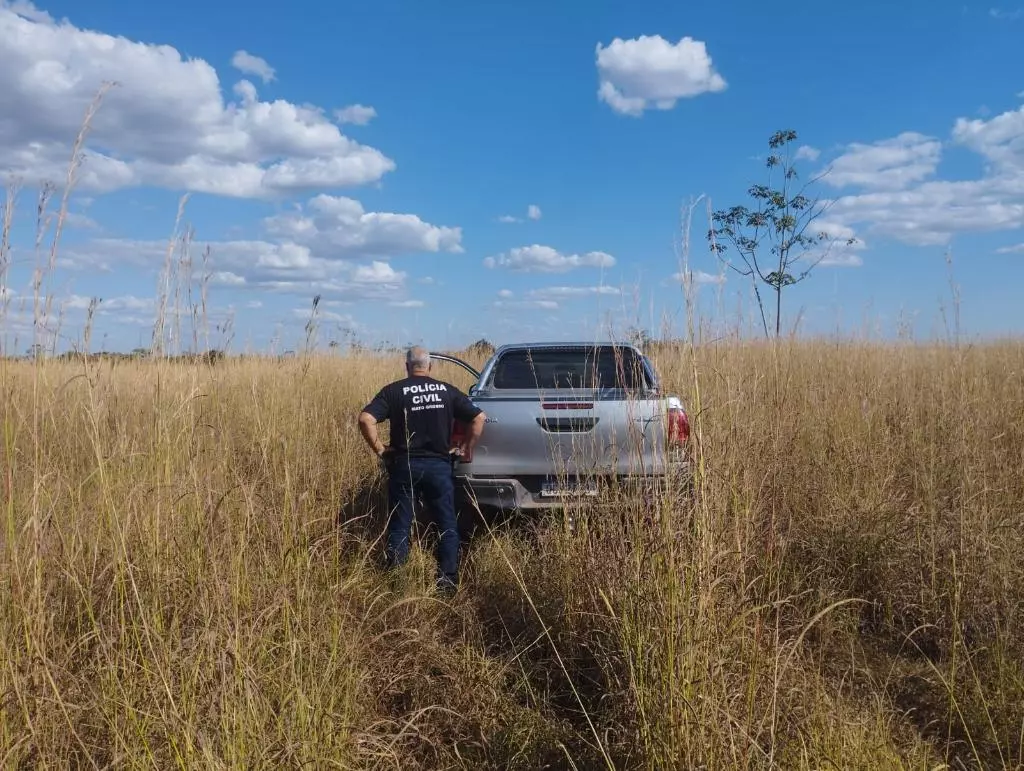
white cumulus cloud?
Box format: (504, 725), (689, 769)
(492, 288), (615, 313)
(528, 285), (620, 299)
(795, 145), (821, 162)
(352, 261), (405, 283)
(334, 104), (377, 126)
(805, 221), (866, 267)
(671, 270), (726, 285)
(53, 192), (457, 304)
(823, 104), (1024, 246)
(952, 105), (1024, 173)
(484, 245), (615, 273)
(823, 132), (942, 190)
(995, 242), (1024, 253)
(494, 298), (559, 310)
(230, 50), (275, 83)
(595, 34), (726, 117)
(989, 7), (1024, 19)
(264, 194), (463, 259)
(211, 271), (246, 286)
(498, 203), (543, 223)
(113, 237), (410, 302)
(293, 307), (359, 328)
(63, 293), (154, 316)
(0, 2), (395, 197)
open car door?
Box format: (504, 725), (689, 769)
(429, 352), (483, 462)
(428, 352), (481, 380)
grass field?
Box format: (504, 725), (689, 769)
(1, 337), (1022, 769)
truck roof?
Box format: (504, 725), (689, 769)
(492, 341), (641, 352)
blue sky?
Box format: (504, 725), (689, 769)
(1, 0), (1022, 354)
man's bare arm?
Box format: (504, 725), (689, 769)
(358, 411), (386, 456)
(461, 411), (486, 453)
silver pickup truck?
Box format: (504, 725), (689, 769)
(431, 341), (690, 525)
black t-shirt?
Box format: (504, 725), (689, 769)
(362, 375), (482, 460)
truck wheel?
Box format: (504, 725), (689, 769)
(455, 482), (487, 542)
(457, 503), (481, 541)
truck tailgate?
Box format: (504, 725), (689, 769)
(465, 389), (668, 478)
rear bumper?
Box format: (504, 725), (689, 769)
(456, 460), (691, 514)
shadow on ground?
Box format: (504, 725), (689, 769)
(335, 473), (474, 564)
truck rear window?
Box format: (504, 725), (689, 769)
(490, 346), (651, 390)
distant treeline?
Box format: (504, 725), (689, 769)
(0, 336), (702, 364)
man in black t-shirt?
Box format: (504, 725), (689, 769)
(358, 346), (485, 594)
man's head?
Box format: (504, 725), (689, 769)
(405, 346), (431, 376)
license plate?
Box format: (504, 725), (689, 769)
(540, 479), (599, 497)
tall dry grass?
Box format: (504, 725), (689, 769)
(0, 337), (1021, 769)
(2, 94), (1022, 768)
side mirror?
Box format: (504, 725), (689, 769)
(468, 384), (479, 397)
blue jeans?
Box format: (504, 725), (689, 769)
(384, 455), (459, 589)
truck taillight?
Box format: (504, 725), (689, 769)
(451, 420), (472, 463)
(667, 402), (690, 445)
